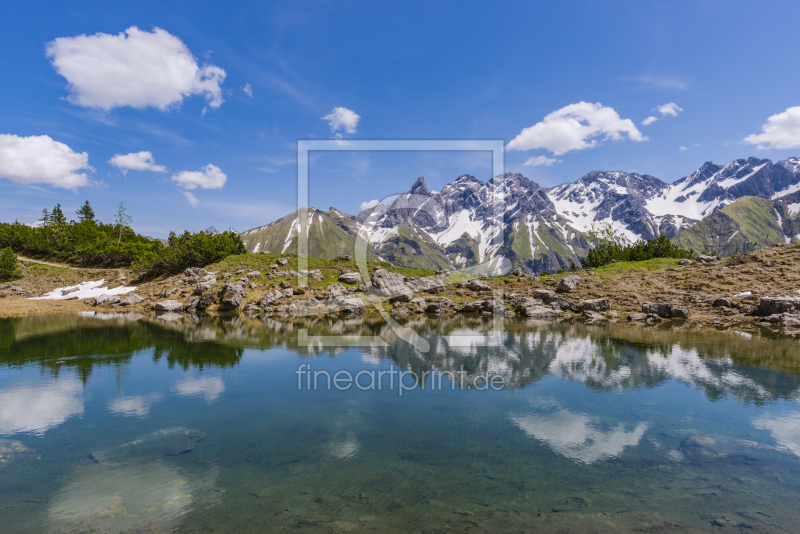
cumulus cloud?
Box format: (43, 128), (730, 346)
(322, 106), (360, 134)
(657, 102), (683, 117)
(523, 155), (561, 167)
(171, 163), (226, 190)
(242, 83), (253, 97)
(0, 133), (92, 188)
(108, 151), (167, 175)
(506, 102), (646, 155)
(744, 106), (800, 149)
(641, 102), (683, 126)
(359, 199), (380, 211)
(46, 26), (226, 111)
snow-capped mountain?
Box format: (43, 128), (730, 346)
(239, 156), (800, 273)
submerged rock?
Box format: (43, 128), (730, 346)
(0, 439), (38, 475)
(90, 427), (205, 465)
(678, 435), (791, 462)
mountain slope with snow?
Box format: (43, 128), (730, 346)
(239, 156), (800, 273)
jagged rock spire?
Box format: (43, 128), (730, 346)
(408, 176), (429, 196)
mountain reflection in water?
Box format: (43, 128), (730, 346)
(1, 313), (800, 533)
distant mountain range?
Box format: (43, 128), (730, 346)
(239, 156), (800, 273)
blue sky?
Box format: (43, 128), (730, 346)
(2, 0), (800, 237)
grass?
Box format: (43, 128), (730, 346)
(592, 257), (679, 276)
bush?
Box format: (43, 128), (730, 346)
(132, 230), (246, 278)
(0, 247), (22, 282)
(581, 234), (695, 269)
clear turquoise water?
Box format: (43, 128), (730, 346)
(1, 314), (799, 532)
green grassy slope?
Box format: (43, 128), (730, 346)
(674, 196), (784, 255)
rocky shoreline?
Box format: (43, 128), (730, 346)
(3, 242), (800, 335)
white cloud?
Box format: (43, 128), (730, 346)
(322, 106), (360, 134)
(679, 143), (699, 152)
(242, 83), (253, 97)
(0, 379), (84, 435)
(182, 190), (200, 207)
(171, 163), (226, 190)
(657, 102), (683, 117)
(744, 106), (800, 149)
(108, 151), (167, 175)
(0, 133), (92, 188)
(173, 376), (224, 403)
(506, 102), (646, 155)
(46, 26), (226, 111)
(641, 103), (683, 126)
(523, 155), (562, 167)
(359, 199), (380, 211)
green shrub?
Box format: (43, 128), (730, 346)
(0, 247), (22, 282)
(581, 234), (695, 268)
(132, 230), (246, 278)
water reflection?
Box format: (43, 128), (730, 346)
(0, 379), (83, 435)
(2, 314), (800, 405)
(509, 398), (649, 464)
(172, 376), (225, 403)
(108, 393), (162, 417)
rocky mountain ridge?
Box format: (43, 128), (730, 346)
(239, 156), (800, 273)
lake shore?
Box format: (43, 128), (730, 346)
(2, 243), (800, 334)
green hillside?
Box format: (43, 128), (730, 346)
(674, 196), (784, 255)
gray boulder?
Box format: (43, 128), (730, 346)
(388, 285), (415, 303)
(696, 254), (720, 263)
(757, 296), (800, 316)
(183, 267), (208, 278)
(409, 296), (427, 310)
(578, 297), (611, 312)
(91, 294), (120, 306)
(327, 283), (346, 297)
(582, 310), (606, 321)
(120, 293), (144, 306)
(195, 273), (217, 294)
(549, 296), (579, 312)
(533, 289), (555, 303)
(712, 298), (732, 308)
(642, 302), (690, 319)
(371, 268), (405, 289)
(259, 290), (283, 307)
(155, 300), (183, 312)
(556, 275), (581, 293)
(678, 259), (693, 266)
(333, 297), (364, 314)
(338, 272), (362, 284)
(456, 278), (490, 292)
(246, 270), (262, 279)
(219, 281), (246, 311)
(521, 306), (557, 319)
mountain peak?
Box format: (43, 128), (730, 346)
(407, 176), (429, 196)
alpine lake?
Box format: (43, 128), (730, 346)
(1, 312), (800, 533)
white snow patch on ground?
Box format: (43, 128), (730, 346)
(788, 203), (800, 216)
(31, 280), (137, 300)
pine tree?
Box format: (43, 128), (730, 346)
(51, 203), (67, 225)
(76, 200), (95, 222)
(40, 208), (50, 226)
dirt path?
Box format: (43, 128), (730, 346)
(16, 256), (79, 269)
